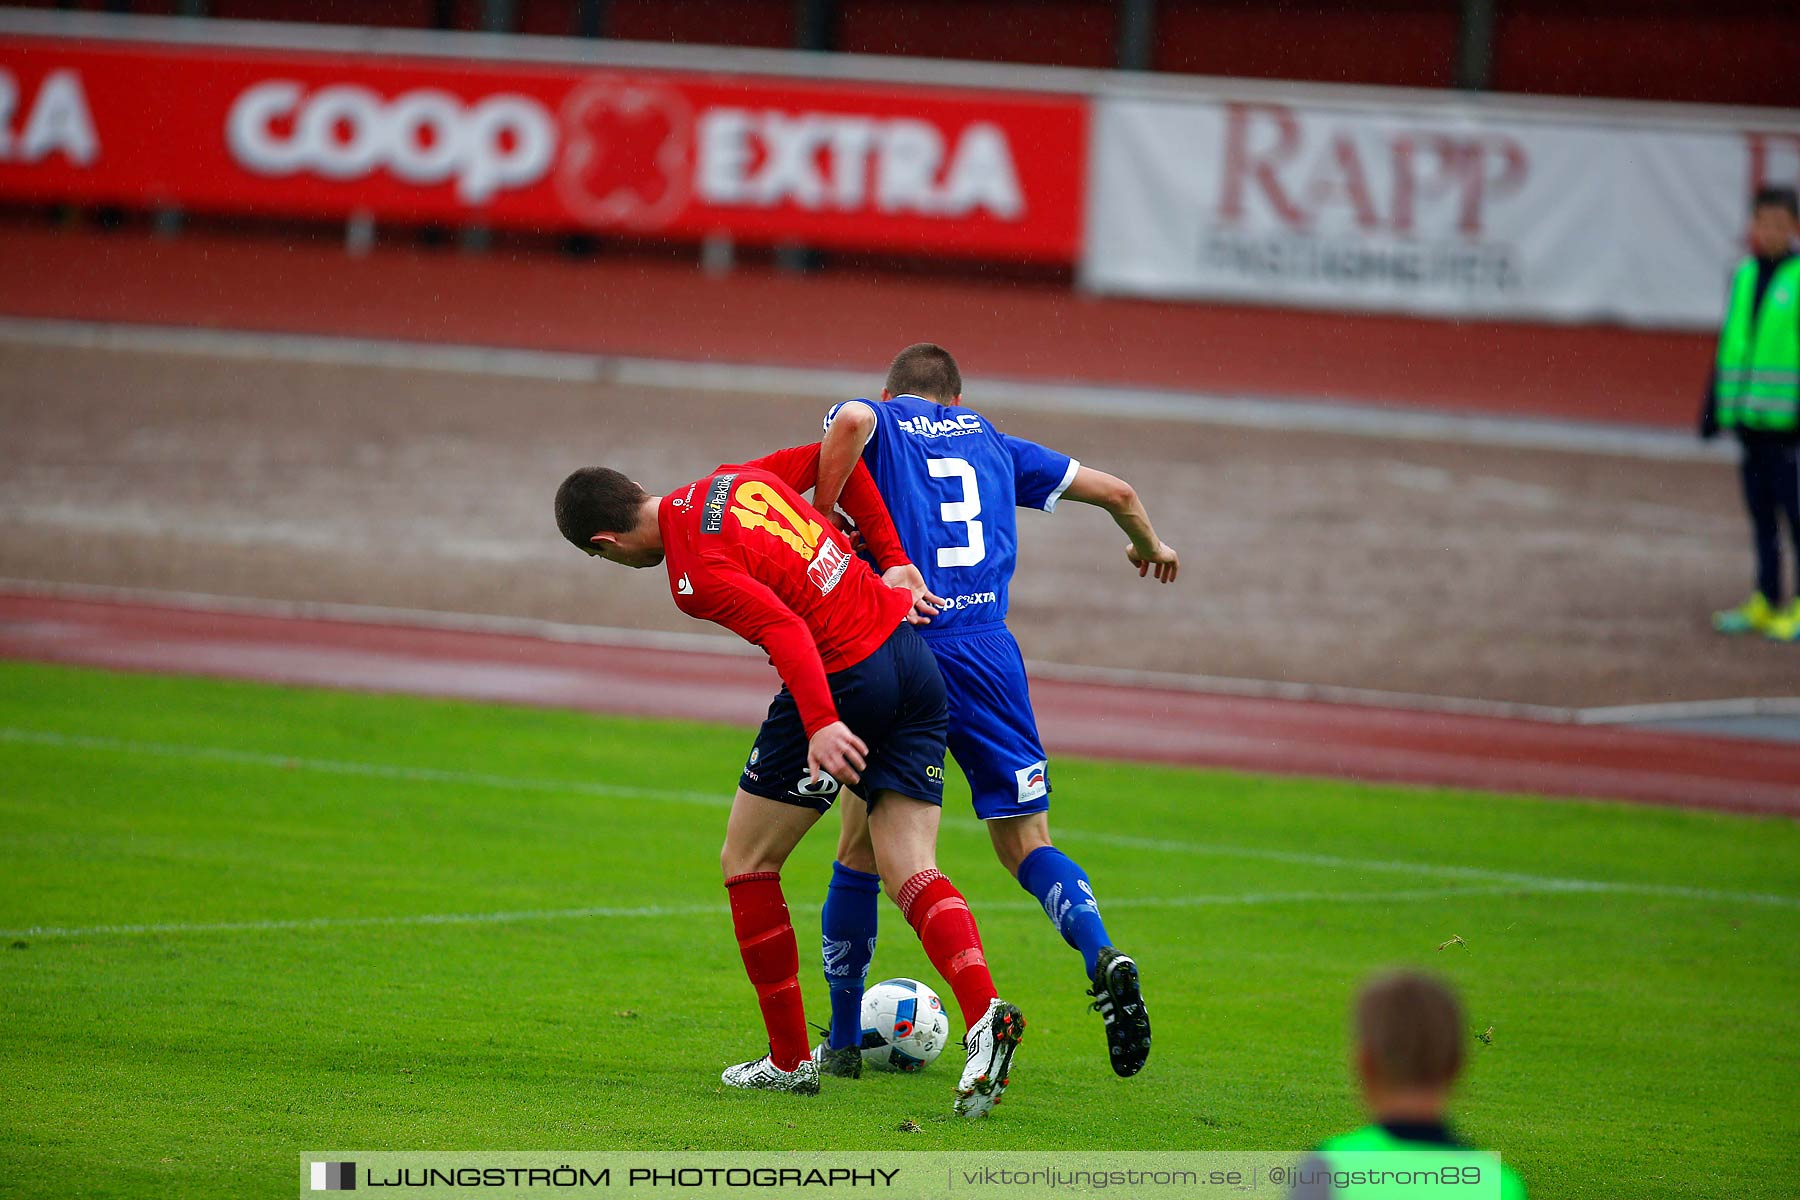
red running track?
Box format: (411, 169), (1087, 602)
(2, 594), (1793, 816)
(0, 223), (1713, 428)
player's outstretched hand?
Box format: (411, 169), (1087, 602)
(1127, 541), (1180, 583)
(883, 563), (945, 625)
(808, 721), (869, 786)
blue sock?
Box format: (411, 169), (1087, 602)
(822, 861), (880, 1050)
(1017, 845), (1112, 980)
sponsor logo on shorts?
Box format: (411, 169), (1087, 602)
(792, 773), (842, 801)
(1014, 760), (1048, 804)
(702, 472), (737, 533)
(926, 764), (945, 781)
(676, 573), (693, 596)
(806, 538), (853, 594)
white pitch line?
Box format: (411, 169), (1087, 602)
(0, 884), (1580, 942)
(0, 316), (1730, 462)
(1061, 830), (1800, 909)
(0, 727), (728, 809)
(6, 726), (1796, 912)
(0, 903), (724, 941)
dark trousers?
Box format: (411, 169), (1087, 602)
(1739, 432), (1800, 605)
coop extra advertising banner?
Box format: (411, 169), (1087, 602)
(1085, 95), (1800, 327)
(0, 34), (1086, 261)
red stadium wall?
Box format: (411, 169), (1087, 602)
(836, 1), (1117, 69)
(1153, 0), (1459, 90)
(4, 0), (1794, 107)
(208, 1), (445, 26)
(1490, 0), (1797, 109)
(583, 0), (794, 48)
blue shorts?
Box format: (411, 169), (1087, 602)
(739, 623), (948, 813)
(923, 622), (1051, 821)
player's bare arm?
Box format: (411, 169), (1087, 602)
(751, 441), (941, 626)
(1062, 465), (1180, 583)
(815, 399), (878, 515)
(816, 401), (945, 619)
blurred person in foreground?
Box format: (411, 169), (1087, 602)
(1287, 971), (1526, 1199)
(1702, 185), (1800, 643)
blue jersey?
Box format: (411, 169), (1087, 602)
(825, 394), (1078, 639)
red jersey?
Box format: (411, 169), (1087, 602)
(659, 445), (914, 737)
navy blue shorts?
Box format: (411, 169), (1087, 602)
(739, 623), (948, 813)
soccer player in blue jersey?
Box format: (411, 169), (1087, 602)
(807, 343), (1178, 1084)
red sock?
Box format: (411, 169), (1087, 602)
(724, 872), (809, 1072)
(897, 869), (998, 1029)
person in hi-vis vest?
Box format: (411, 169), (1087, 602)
(1701, 185), (1800, 643)
(1286, 972), (1526, 1200)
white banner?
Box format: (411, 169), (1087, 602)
(1084, 96), (1800, 328)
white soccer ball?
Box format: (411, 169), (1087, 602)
(859, 977), (952, 1072)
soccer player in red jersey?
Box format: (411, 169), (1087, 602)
(554, 444), (1025, 1116)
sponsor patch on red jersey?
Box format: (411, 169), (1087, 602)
(701, 473), (736, 534)
(807, 537), (853, 595)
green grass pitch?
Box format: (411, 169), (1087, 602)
(3, 662), (1797, 1198)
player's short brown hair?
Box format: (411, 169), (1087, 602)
(885, 343), (962, 403)
(555, 467), (648, 550)
(1355, 971), (1465, 1089)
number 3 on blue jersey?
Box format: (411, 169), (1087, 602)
(827, 393), (1077, 634)
(928, 457), (985, 567)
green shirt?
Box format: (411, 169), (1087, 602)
(1287, 1122), (1527, 1199)
(1715, 255), (1800, 432)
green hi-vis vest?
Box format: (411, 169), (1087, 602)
(1312, 1124), (1527, 1199)
(1716, 255), (1800, 432)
